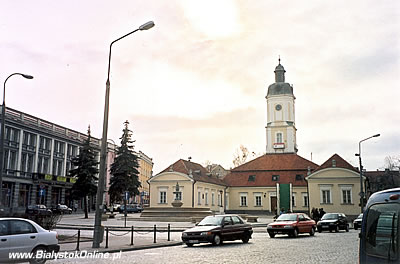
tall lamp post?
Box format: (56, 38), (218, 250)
(356, 133), (380, 213)
(0, 73), (33, 208)
(92, 21), (155, 248)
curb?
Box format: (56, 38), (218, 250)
(101, 241), (183, 253)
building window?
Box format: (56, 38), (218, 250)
(292, 193), (296, 207)
(320, 185), (332, 204)
(272, 175), (279, 181)
(302, 193), (308, 207)
(159, 188), (167, 204)
(340, 186), (353, 204)
(205, 191), (208, 205)
(240, 193), (247, 207)
(295, 174), (303, 181)
(212, 192), (215, 206)
(254, 193), (262, 206)
(248, 175), (256, 182)
(4, 149), (18, 174)
(18, 184), (30, 207)
(20, 153), (34, 176)
(198, 190), (201, 205)
(276, 133), (283, 143)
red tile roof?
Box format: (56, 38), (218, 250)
(232, 153), (318, 172)
(224, 153), (318, 187)
(159, 159), (227, 186)
(312, 153), (358, 174)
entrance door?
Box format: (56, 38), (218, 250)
(271, 196), (277, 214)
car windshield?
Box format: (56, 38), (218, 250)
(321, 213), (339, 220)
(276, 214), (297, 221)
(198, 216), (223, 226)
(357, 213), (363, 219)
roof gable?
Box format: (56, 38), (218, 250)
(313, 154), (358, 174)
(158, 159), (226, 186)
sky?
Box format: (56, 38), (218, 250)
(1, 0), (399, 174)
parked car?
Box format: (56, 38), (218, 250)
(353, 213), (363, 230)
(0, 217), (60, 263)
(118, 204), (143, 213)
(267, 213), (316, 238)
(25, 205), (52, 216)
(359, 187), (400, 263)
(181, 214), (253, 247)
(52, 204), (72, 214)
(317, 213), (349, 232)
(112, 204), (121, 212)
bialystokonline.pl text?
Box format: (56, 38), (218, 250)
(9, 250), (122, 261)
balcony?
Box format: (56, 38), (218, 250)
(273, 143), (285, 149)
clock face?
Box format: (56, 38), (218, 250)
(275, 104), (282, 111)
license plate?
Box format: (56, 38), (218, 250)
(189, 240), (198, 243)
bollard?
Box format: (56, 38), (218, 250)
(131, 226), (134, 246)
(105, 227), (109, 248)
(153, 224), (156, 243)
(168, 224), (170, 241)
(76, 229), (80, 251)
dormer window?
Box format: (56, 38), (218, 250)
(296, 174), (303, 181)
(272, 175), (279, 181)
(248, 175), (256, 182)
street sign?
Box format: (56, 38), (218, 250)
(39, 189), (45, 196)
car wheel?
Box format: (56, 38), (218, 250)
(317, 227), (322, 233)
(212, 234), (222, 246)
(335, 225), (339, 232)
(30, 246), (47, 264)
(292, 228), (299, 238)
(242, 232), (250, 243)
(310, 227), (315, 236)
(346, 225), (349, 232)
(329, 228), (333, 233)
(268, 232), (275, 238)
(186, 243), (193, 247)
(354, 225), (358, 230)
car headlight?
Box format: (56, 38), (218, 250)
(284, 225), (293, 228)
(201, 231), (212, 236)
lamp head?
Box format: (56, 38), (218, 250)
(21, 74), (34, 79)
(139, 21), (155, 31)
(373, 134), (380, 138)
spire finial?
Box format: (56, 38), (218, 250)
(278, 55), (281, 65)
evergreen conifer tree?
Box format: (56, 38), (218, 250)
(69, 127), (99, 218)
(109, 121), (140, 203)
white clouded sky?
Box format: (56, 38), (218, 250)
(1, 0), (399, 174)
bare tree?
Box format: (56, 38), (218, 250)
(384, 155), (400, 170)
(232, 145), (250, 167)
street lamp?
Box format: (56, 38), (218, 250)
(0, 73), (33, 209)
(92, 21), (155, 248)
(356, 133), (380, 213)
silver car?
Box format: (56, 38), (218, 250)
(0, 218), (59, 264)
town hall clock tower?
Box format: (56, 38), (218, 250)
(266, 59), (298, 154)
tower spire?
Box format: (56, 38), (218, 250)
(278, 55), (281, 65)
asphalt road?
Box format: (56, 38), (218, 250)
(50, 229), (359, 264)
